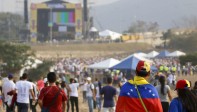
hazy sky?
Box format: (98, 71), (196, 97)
(0, 0), (119, 12)
(1, 0), (197, 32)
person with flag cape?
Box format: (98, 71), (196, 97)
(116, 61), (162, 112)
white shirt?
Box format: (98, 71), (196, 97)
(16, 80), (33, 103)
(96, 86), (100, 98)
(69, 83), (79, 97)
(86, 83), (94, 97)
(64, 88), (68, 95)
(167, 74), (173, 84)
(2, 80), (16, 102)
(29, 82), (38, 100)
(82, 82), (88, 91)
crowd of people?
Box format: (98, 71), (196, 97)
(0, 57), (197, 112)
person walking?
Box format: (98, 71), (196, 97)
(15, 73), (35, 112)
(95, 81), (102, 112)
(61, 81), (71, 112)
(38, 72), (67, 112)
(156, 75), (172, 112)
(116, 61), (162, 112)
(29, 80), (38, 112)
(86, 77), (95, 112)
(2, 74), (16, 112)
(69, 78), (79, 112)
(169, 80), (197, 112)
(101, 77), (117, 112)
(192, 81), (197, 95)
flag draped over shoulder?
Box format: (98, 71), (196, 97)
(116, 76), (162, 112)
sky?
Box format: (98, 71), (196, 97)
(0, 0), (119, 12)
(1, 0), (197, 32)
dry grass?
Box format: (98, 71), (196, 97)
(31, 43), (152, 58)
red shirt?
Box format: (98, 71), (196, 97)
(37, 80), (44, 91)
(39, 86), (67, 112)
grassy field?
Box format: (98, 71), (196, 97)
(31, 42), (153, 58)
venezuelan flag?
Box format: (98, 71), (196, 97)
(116, 76), (163, 112)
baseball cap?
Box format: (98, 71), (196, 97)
(87, 77), (91, 81)
(8, 74), (13, 79)
(175, 80), (189, 90)
(136, 61), (151, 72)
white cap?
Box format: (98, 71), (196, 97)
(87, 77), (91, 81)
(44, 78), (48, 83)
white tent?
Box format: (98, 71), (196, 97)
(88, 58), (120, 69)
(146, 51), (159, 58)
(136, 52), (147, 57)
(90, 27), (98, 32)
(124, 54), (153, 63)
(167, 51), (186, 57)
(99, 30), (122, 40)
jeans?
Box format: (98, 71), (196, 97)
(30, 99), (37, 112)
(70, 96), (79, 112)
(17, 102), (28, 112)
(67, 98), (70, 112)
(96, 97), (102, 110)
(82, 91), (87, 102)
(5, 102), (15, 112)
(87, 96), (94, 112)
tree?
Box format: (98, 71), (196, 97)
(0, 12), (25, 41)
(27, 61), (54, 81)
(0, 41), (33, 74)
(125, 20), (159, 33)
(160, 29), (174, 48)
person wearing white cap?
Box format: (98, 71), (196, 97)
(86, 77), (95, 112)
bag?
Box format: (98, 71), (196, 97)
(41, 88), (61, 112)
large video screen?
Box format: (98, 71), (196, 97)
(51, 11), (75, 25)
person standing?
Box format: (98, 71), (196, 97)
(192, 81), (197, 95)
(61, 81), (71, 112)
(38, 72), (67, 112)
(101, 77), (117, 112)
(156, 75), (172, 112)
(169, 80), (197, 112)
(86, 77), (95, 112)
(2, 74), (16, 112)
(69, 78), (79, 112)
(15, 73), (35, 112)
(116, 61), (162, 112)
(95, 81), (102, 112)
(37, 76), (44, 91)
(82, 79), (88, 103)
(29, 80), (38, 112)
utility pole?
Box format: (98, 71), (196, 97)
(83, 0), (88, 39)
(24, 0), (29, 42)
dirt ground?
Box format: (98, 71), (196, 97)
(0, 75), (196, 112)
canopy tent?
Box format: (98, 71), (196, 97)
(167, 51), (186, 57)
(89, 27), (98, 32)
(110, 54), (157, 71)
(146, 51), (159, 58)
(88, 58), (120, 69)
(99, 30), (122, 40)
(136, 52), (147, 57)
(156, 50), (170, 58)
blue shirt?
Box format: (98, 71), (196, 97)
(101, 85), (116, 107)
(169, 98), (187, 112)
